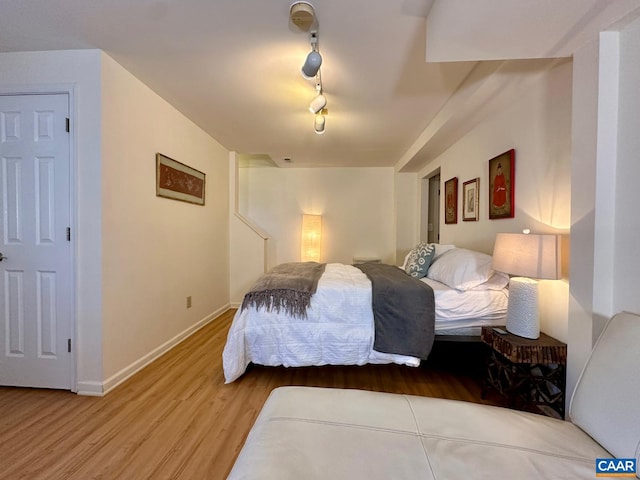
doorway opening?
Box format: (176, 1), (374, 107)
(421, 170), (441, 244)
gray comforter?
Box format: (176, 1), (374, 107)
(355, 263), (435, 359)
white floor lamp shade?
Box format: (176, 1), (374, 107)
(492, 233), (561, 340)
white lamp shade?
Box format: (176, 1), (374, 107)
(492, 233), (561, 279)
(301, 214), (322, 262)
(301, 51), (322, 79)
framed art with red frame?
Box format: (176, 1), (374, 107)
(489, 149), (515, 219)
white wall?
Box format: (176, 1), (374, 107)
(613, 15), (640, 311)
(100, 53), (229, 388)
(0, 50), (231, 393)
(229, 153), (269, 306)
(395, 172), (419, 261)
(417, 60), (573, 254)
(567, 15), (640, 405)
(238, 166), (396, 268)
(0, 50), (104, 392)
(414, 60), (572, 342)
(567, 37), (601, 405)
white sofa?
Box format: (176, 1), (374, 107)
(228, 312), (640, 479)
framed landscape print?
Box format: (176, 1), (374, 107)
(488, 149), (515, 219)
(444, 177), (458, 224)
(156, 153), (206, 205)
(462, 177), (479, 221)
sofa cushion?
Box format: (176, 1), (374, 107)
(228, 386), (610, 479)
(569, 311), (640, 470)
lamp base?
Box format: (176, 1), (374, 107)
(505, 277), (540, 339)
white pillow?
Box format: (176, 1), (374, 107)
(427, 248), (496, 291)
(402, 244), (455, 270)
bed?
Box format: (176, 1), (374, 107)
(223, 246), (509, 383)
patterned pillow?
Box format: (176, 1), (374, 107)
(404, 242), (436, 278)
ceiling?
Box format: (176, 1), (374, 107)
(1, 0), (638, 169)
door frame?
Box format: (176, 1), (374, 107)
(0, 85), (78, 391)
(420, 168), (441, 244)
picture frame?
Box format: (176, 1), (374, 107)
(488, 149), (515, 219)
(444, 177), (458, 224)
(462, 177), (480, 221)
(156, 153), (206, 205)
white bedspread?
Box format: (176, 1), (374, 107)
(223, 263), (420, 383)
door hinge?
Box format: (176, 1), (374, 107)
(66, 227), (71, 242)
(67, 338), (71, 353)
(66, 117), (70, 133)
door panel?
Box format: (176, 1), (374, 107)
(0, 93), (72, 389)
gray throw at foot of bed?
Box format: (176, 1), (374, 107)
(240, 261), (327, 319)
(355, 263), (435, 359)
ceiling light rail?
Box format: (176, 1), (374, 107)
(290, 2), (327, 135)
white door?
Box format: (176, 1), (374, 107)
(0, 93), (72, 389)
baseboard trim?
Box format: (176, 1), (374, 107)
(78, 304), (231, 397)
(76, 381), (104, 396)
(230, 302), (241, 309)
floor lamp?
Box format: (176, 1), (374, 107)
(301, 214), (322, 262)
(492, 233), (561, 339)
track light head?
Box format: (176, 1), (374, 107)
(314, 114), (325, 135)
(301, 50), (322, 79)
(308, 94), (327, 114)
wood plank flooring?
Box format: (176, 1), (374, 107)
(0, 309), (507, 479)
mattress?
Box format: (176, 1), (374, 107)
(421, 277), (508, 332)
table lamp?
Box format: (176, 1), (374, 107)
(492, 232), (561, 339)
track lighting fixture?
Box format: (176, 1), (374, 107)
(290, 2), (328, 134)
(308, 93), (326, 114)
(301, 50), (322, 79)
(314, 114), (325, 135)
(301, 31), (322, 79)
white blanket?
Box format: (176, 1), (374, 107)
(223, 263), (420, 383)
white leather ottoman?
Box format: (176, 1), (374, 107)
(228, 312), (640, 479)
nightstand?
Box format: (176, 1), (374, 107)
(481, 326), (567, 418)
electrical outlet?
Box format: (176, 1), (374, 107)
(186, 296), (192, 308)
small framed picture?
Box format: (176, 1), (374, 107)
(488, 149), (515, 219)
(462, 178), (479, 221)
(444, 177), (458, 224)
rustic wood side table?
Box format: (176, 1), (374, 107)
(481, 326), (567, 418)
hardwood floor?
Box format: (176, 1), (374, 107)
(0, 309), (507, 479)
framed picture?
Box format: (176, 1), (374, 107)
(444, 177), (458, 224)
(156, 153), (206, 205)
(462, 178), (479, 221)
(488, 149), (515, 219)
